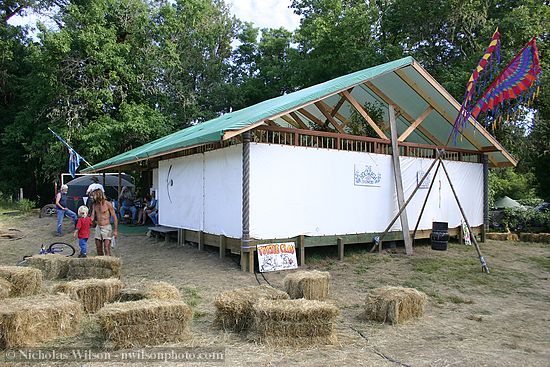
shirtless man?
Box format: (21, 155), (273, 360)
(90, 189), (118, 256)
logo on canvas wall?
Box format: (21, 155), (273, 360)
(354, 164), (382, 187)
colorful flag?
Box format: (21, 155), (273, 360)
(451, 29), (501, 143)
(470, 37), (541, 128)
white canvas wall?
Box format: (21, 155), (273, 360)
(249, 143), (483, 239)
(157, 145), (242, 238)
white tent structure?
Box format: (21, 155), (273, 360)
(86, 57), (515, 271)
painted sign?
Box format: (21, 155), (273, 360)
(257, 242), (298, 272)
(354, 164), (382, 187)
(417, 171), (431, 189)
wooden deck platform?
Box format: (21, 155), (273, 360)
(167, 225), (483, 272)
(148, 226), (179, 242)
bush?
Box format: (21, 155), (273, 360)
(501, 207), (550, 233)
(17, 199), (36, 213)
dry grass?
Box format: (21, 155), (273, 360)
(96, 299), (193, 349)
(252, 298), (340, 345)
(0, 266), (42, 297)
(283, 270), (331, 300)
(364, 286), (428, 324)
(0, 278), (11, 299)
(53, 278), (124, 313)
(214, 285), (289, 332)
(0, 294), (83, 348)
(66, 256), (121, 280)
(118, 281), (181, 302)
(25, 254), (72, 280)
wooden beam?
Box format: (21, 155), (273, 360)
(340, 90), (388, 139)
(315, 101), (344, 133)
(317, 100), (350, 128)
(365, 81), (443, 146)
(280, 115), (300, 128)
(394, 67), (500, 167)
(389, 104), (413, 255)
(298, 108), (327, 129)
(331, 95), (347, 117)
(264, 119), (278, 127)
(398, 106), (433, 142)
(409, 60), (517, 166)
(480, 146), (501, 152)
(289, 111), (309, 129)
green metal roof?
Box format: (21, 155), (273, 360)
(85, 56), (515, 172)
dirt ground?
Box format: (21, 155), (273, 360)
(1, 211), (549, 367)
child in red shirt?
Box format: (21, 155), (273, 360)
(74, 205), (92, 258)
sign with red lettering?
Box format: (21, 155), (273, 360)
(256, 242), (298, 272)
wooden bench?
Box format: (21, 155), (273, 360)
(148, 226), (179, 243)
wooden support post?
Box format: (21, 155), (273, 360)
(481, 154), (489, 243)
(298, 235), (305, 266)
(248, 248), (255, 273)
(458, 224), (464, 245)
(337, 237), (344, 261)
(411, 160), (442, 245)
(241, 130), (252, 272)
(198, 231), (204, 251)
(439, 158), (489, 273)
(389, 105), (413, 255)
(219, 235), (226, 258)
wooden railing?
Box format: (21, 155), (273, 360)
(252, 126), (483, 163)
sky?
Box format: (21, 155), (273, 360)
(8, 0), (302, 33)
(226, 0), (301, 31)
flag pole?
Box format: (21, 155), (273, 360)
(48, 127), (93, 168)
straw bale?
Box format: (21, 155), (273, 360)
(487, 233), (519, 241)
(214, 285), (289, 332)
(0, 266), (42, 297)
(0, 294), (83, 348)
(66, 256), (121, 280)
(364, 286), (427, 325)
(25, 254), (72, 279)
(520, 233), (550, 243)
(97, 299), (193, 348)
(53, 278), (124, 313)
(0, 278), (11, 299)
(118, 281), (181, 302)
(252, 298), (339, 345)
(283, 270), (331, 300)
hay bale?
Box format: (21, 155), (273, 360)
(283, 270), (331, 300)
(53, 278), (124, 313)
(66, 256), (121, 280)
(520, 233), (550, 243)
(25, 254), (72, 279)
(0, 278), (11, 299)
(0, 266), (42, 297)
(0, 295), (83, 348)
(118, 281), (181, 302)
(214, 285), (289, 332)
(364, 286), (427, 324)
(97, 299), (193, 348)
(487, 233), (509, 241)
(252, 298), (339, 345)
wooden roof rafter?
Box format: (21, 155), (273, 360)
(363, 81), (441, 146)
(314, 101), (345, 133)
(393, 68), (499, 166)
(340, 90), (388, 140)
(398, 106), (433, 142)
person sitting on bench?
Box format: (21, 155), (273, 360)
(146, 192), (158, 226)
(118, 186), (137, 224)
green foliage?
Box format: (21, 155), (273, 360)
(489, 168), (537, 203)
(17, 198), (36, 213)
(348, 101), (385, 137)
(501, 208), (550, 233)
